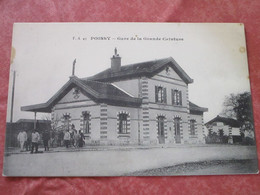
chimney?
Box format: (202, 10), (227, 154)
(111, 47), (121, 71)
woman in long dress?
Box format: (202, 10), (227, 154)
(78, 130), (85, 148)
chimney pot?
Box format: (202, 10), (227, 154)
(111, 48), (121, 71)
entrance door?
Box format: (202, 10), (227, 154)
(174, 118), (181, 143)
(158, 116), (165, 144)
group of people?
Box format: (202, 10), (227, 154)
(17, 125), (85, 153)
(64, 128), (85, 148)
(17, 129), (41, 153)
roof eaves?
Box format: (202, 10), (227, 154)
(21, 76), (98, 113)
(169, 57), (193, 84)
(189, 101), (208, 112)
(21, 103), (50, 113)
(205, 116), (241, 127)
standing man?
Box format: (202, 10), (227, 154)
(17, 130), (27, 152)
(42, 129), (50, 151)
(74, 130), (80, 148)
(63, 130), (71, 148)
(58, 130), (63, 147)
(25, 129), (32, 151)
(71, 124), (77, 147)
(31, 129), (40, 154)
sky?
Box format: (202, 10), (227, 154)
(6, 23), (251, 123)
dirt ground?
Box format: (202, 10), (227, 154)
(3, 145), (258, 176)
(128, 159), (259, 176)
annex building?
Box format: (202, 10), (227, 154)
(205, 115), (242, 144)
(22, 49), (208, 145)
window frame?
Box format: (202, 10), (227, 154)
(190, 120), (196, 136)
(82, 111), (90, 134)
(157, 87), (163, 103)
(157, 116), (165, 136)
(219, 129), (224, 137)
(119, 113), (128, 134)
(155, 86), (167, 104)
(172, 89), (182, 106)
(174, 117), (181, 136)
(63, 113), (71, 131)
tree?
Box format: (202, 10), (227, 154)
(221, 92), (254, 124)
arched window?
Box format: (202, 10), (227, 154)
(157, 116), (165, 137)
(174, 117), (181, 143)
(119, 113), (128, 134)
(63, 113), (71, 130)
(174, 117), (181, 136)
(190, 120), (196, 135)
(82, 111), (90, 134)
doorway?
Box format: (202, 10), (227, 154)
(174, 117), (181, 143)
(158, 116), (165, 144)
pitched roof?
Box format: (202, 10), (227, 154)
(86, 57), (193, 84)
(205, 115), (242, 127)
(189, 101), (208, 113)
(80, 80), (132, 99)
(21, 76), (142, 113)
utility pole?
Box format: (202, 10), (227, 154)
(34, 112), (37, 129)
(10, 70), (16, 123)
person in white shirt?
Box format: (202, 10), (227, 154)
(17, 130), (27, 152)
(63, 130), (71, 148)
(31, 129), (40, 153)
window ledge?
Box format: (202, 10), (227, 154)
(118, 133), (130, 137)
(156, 102), (167, 105)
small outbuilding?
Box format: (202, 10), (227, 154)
(205, 115), (242, 144)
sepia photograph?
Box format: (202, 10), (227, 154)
(3, 23), (258, 176)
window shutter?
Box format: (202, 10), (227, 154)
(171, 89), (174, 105)
(155, 86), (158, 102)
(163, 88), (167, 103)
(179, 91), (182, 105)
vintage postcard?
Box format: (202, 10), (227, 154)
(3, 23), (258, 176)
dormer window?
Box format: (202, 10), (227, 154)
(155, 86), (167, 103)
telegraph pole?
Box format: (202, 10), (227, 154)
(10, 70), (16, 123)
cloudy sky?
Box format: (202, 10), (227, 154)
(7, 23), (250, 123)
